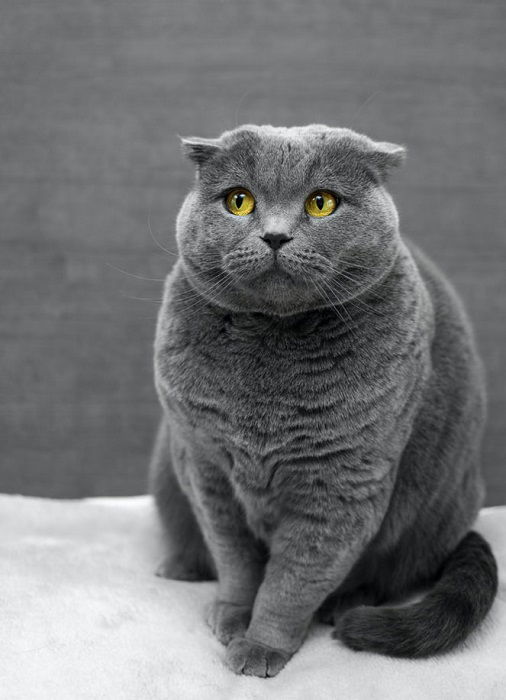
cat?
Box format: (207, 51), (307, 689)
(149, 124), (497, 678)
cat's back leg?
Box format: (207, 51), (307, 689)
(149, 417), (216, 581)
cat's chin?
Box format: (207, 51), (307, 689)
(258, 265), (295, 284)
(239, 266), (300, 298)
(252, 257), (307, 285)
(231, 269), (316, 316)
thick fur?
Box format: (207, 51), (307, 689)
(149, 124), (497, 677)
(334, 531), (497, 657)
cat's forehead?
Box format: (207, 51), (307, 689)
(219, 123), (364, 159)
(185, 124), (405, 193)
(202, 124), (369, 193)
(222, 123), (359, 144)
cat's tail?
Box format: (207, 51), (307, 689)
(334, 531), (498, 658)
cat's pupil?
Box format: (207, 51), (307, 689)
(235, 193), (245, 209)
(315, 194), (324, 210)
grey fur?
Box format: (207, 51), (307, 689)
(149, 124), (497, 677)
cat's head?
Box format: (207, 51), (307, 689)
(176, 124), (405, 316)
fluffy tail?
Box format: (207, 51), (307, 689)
(334, 531), (498, 658)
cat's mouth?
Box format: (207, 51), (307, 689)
(269, 254), (288, 270)
(221, 248), (307, 307)
(246, 262), (305, 306)
(259, 257), (295, 281)
(231, 259), (296, 296)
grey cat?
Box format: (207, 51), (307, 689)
(149, 124), (497, 678)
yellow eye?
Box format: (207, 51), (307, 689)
(305, 190), (338, 218)
(225, 188), (255, 216)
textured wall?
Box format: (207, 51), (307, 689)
(1, 0), (505, 502)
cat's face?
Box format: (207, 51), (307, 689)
(176, 124), (405, 316)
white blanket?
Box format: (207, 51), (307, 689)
(1, 494), (505, 699)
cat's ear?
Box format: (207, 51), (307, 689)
(179, 136), (221, 167)
(363, 140), (406, 182)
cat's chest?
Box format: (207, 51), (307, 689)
(156, 302), (428, 542)
(156, 313), (356, 456)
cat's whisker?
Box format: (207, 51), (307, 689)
(320, 271), (368, 311)
(106, 262), (166, 283)
(318, 276), (356, 329)
(233, 87), (255, 127)
(321, 259), (391, 302)
(176, 274), (238, 318)
(333, 269), (390, 305)
(324, 276), (385, 319)
(336, 259), (385, 272)
(147, 216), (179, 257)
(316, 277), (360, 341)
(123, 294), (163, 304)
(350, 89), (382, 123)
(305, 272), (352, 335)
(169, 270), (232, 304)
(170, 263), (254, 310)
(314, 265), (377, 326)
(317, 261), (390, 314)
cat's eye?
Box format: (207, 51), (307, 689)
(225, 188), (255, 216)
(305, 190), (339, 218)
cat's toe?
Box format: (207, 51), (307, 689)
(225, 637), (291, 678)
(207, 601), (251, 645)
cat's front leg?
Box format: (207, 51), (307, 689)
(225, 473), (390, 677)
(179, 442), (266, 644)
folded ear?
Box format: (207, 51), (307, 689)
(180, 136), (222, 167)
(364, 140), (406, 182)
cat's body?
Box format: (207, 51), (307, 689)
(150, 125), (497, 677)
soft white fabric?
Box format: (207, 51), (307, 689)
(1, 494), (505, 700)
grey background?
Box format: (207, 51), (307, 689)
(1, 0), (505, 503)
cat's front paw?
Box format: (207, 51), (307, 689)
(225, 637), (291, 677)
(207, 601), (251, 645)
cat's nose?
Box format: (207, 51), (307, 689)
(260, 232), (293, 251)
